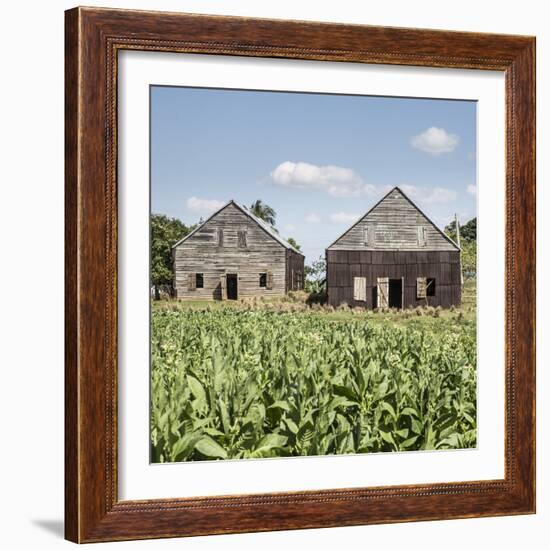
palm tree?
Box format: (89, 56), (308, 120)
(249, 199), (277, 226)
(286, 237), (301, 251)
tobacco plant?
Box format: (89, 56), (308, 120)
(150, 309), (476, 462)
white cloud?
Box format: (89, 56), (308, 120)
(186, 197), (226, 215)
(270, 161), (363, 197)
(411, 127), (459, 155)
(422, 187), (458, 204)
(467, 184), (477, 195)
(400, 184), (457, 204)
(284, 223), (296, 233)
(400, 184), (421, 198)
(329, 212), (360, 224)
(305, 213), (321, 223)
(363, 183), (394, 197)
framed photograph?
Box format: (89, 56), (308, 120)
(65, 7), (535, 543)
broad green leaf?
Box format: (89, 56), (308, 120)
(379, 429), (396, 446)
(380, 402), (397, 422)
(195, 436), (228, 459)
(250, 434), (288, 457)
(267, 400), (291, 412)
(399, 435), (419, 449)
(187, 375), (206, 403)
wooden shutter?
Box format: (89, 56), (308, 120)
(220, 274), (227, 300)
(377, 277), (389, 308)
(188, 273), (196, 291)
(417, 226), (426, 247)
(237, 229), (247, 248)
(353, 277), (367, 301)
(416, 277), (427, 299)
(217, 228), (224, 247)
(364, 226), (374, 246)
(266, 271), (273, 290)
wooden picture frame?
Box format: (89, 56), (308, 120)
(65, 6), (536, 543)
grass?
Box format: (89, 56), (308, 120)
(153, 278), (477, 329)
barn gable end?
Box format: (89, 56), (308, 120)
(326, 187), (462, 309)
(327, 187), (459, 252)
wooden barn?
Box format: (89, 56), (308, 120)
(326, 187), (461, 309)
(172, 200), (304, 300)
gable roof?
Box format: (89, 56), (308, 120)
(171, 200), (304, 256)
(326, 186), (460, 251)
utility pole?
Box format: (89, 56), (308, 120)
(455, 213), (464, 286)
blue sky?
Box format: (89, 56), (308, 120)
(151, 86), (476, 264)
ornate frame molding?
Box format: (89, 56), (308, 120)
(65, 7), (535, 543)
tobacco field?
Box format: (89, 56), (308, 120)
(151, 307), (477, 462)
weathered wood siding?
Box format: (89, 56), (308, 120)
(174, 203), (292, 300)
(286, 249), (305, 292)
(326, 250), (462, 308)
(328, 189), (457, 251)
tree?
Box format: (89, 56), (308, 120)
(305, 255), (326, 294)
(286, 237), (301, 251)
(249, 199), (276, 226)
(151, 214), (194, 299)
(444, 217), (477, 243)
(459, 240), (477, 277)
(459, 217), (477, 241)
(444, 216), (477, 279)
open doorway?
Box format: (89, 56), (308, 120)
(388, 278), (403, 309)
(376, 277), (404, 309)
(226, 274), (238, 300)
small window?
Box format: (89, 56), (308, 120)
(237, 229), (247, 248)
(426, 278), (436, 296)
(417, 226), (427, 247)
(259, 273), (267, 287)
(217, 228), (224, 247)
(196, 273), (204, 288)
(364, 227), (374, 246)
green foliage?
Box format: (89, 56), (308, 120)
(151, 308), (477, 462)
(286, 237), (301, 251)
(249, 199), (277, 226)
(459, 240), (476, 276)
(460, 218), (477, 241)
(445, 217), (477, 278)
(305, 255), (326, 294)
(444, 217), (477, 242)
(150, 214), (194, 295)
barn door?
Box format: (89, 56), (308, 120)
(377, 277), (389, 308)
(402, 276), (405, 309)
(220, 274), (227, 300)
